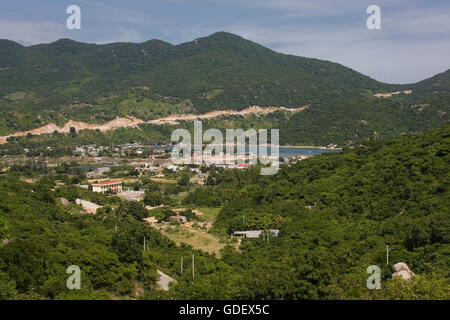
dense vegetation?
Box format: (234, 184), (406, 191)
(0, 125), (448, 299)
(0, 175), (222, 299)
(1, 32), (449, 145)
(181, 125), (450, 299)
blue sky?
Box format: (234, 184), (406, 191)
(1, 0), (449, 84)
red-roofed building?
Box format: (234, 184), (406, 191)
(92, 180), (122, 194)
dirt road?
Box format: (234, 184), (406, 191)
(0, 105), (309, 144)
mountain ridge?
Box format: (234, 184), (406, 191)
(2, 31), (447, 86)
(0, 31), (448, 145)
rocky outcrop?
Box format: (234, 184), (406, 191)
(392, 262), (415, 280)
(59, 198), (70, 206)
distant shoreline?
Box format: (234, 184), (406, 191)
(199, 143), (341, 150)
(279, 145), (341, 149)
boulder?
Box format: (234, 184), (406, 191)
(392, 262), (415, 280)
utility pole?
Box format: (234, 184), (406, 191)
(143, 236), (146, 251)
(386, 245), (389, 265)
(180, 256), (183, 276)
(192, 254), (195, 282)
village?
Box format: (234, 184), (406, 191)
(67, 148), (283, 253)
(0, 141), (302, 262)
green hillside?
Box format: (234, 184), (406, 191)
(0, 126), (448, 299)
(0, 32), (392, 106)
(183, 125), (450, 299)
(0, 32), (449, 145)
(412, 69), (450, 95)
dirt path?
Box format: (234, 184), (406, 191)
(373, 90), (412, 98)
(0, 105), (308, 144)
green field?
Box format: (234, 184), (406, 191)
(161, 226), (229, 257)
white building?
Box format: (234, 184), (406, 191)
(95, 167), (110, 175)
(166, 164), (179, 171)
(92, 180), (122, 194)
(233, 229), (279, 238)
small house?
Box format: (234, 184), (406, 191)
(169, 215), (187, 224)
(233, 229), (279, 239)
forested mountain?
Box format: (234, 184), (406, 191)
(412, 69), (450, 95)
(0, 125), (448, 299)
(0, 32), (392, 107)
(0, 32), (449, 145)
(182, 125), (450, 299)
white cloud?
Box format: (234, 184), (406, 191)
(94, 27), (143, 44)
(0, 19), (68, 45)
(78, 0), (158, 25)
(275, 36), (450, 84)
(0, 18), (143, 46)
(384, 6), (450, 35)
(235, 0), (407, 18)
(1, 1), (448, 83)
(162, 15), (450, 83)
(208, 2), (450, 83)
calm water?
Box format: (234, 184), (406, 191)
(196, 145), (341, 158)
(278, 147), (340, 158)
(235, 146), (341, 158)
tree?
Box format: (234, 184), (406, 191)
(126, 201), (148, 220)
(112, 231), (142, 264)
(0, 270), (17, 299)
(128, 169), (139, 176)
(0, 240), (48, 293)
(144, 191), (163, 206)
(372, 274), (450, 300)
(0, 216), (9, 239)
(183, 209), (196, 222)
(178, 173), (190, 186)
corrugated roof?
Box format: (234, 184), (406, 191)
(233, 230), (279, 238)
